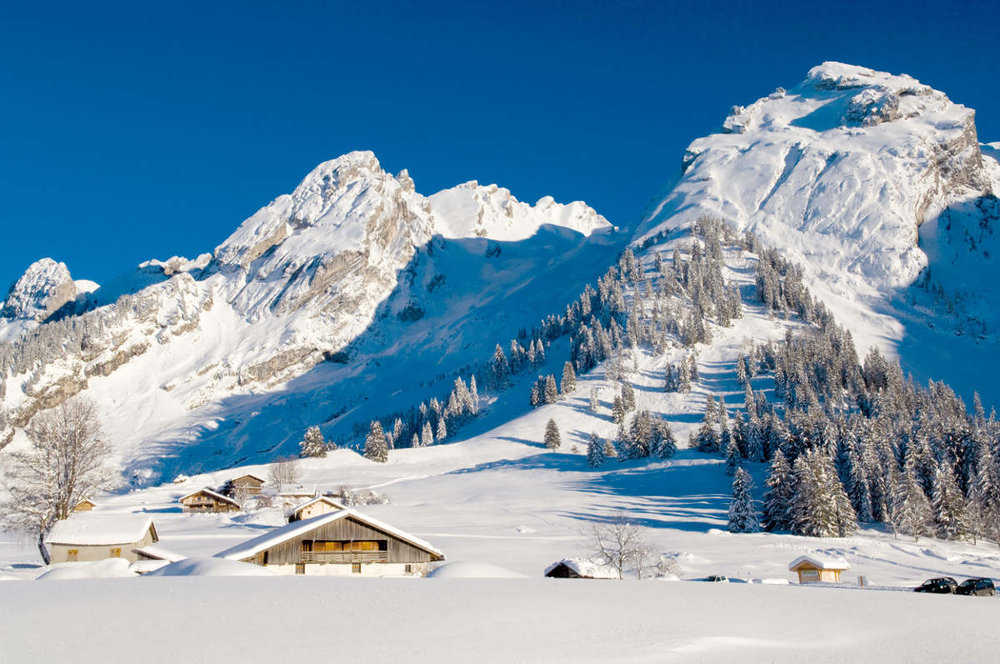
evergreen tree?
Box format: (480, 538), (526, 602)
(891, 468), (935, 541)
(587, 432), (607, 468)
(724, 434), (740, 475)
(364, 421), (389, 463)
(589, 388), (600, 413)
(728, 467), (760, 533)
(932, 463), (968, 541)
(492, 344), (511, 388)
(421, 421), (434, 448)
(469, 376), (479, 415)
(612, 395), (626, 424)
(530, 381), (541, 408)
(561, 361), (577, 394)
(436, 415), (448, 442)
(544, 375), (559, 404)
(544, 419), (561, 450)
(299, 425), (327, 458)
(695, 418), (720, 454)
(411, 433), (420, 448)
(621, 383), (636, 412)
(534, 339), (546, 365)
(790, 451), (856, 537)
(763, 449), (795, 531)
(651, 420), (678, 459)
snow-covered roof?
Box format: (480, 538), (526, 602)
(290, 495), (348, 515)
(179, 488), (240, 505)
(216, 509), (444, 561)
(544, 558), (618, 579)
(231, 474), (265, 484)
(134, 545), (187, 562)
(46, 514), (157, 546)
(788, 555), (850, 571)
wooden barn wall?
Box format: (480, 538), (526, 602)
(252, 517), (437, 565)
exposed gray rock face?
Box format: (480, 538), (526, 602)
(2, 258), (77, 322)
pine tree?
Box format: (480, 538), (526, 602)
(763, 449), (795, 531)
(587, 432), (607, 468)
(612, 395), (626, 424)
(589, 388), (600, 413)
(421, 420), (434, 448)
(411, 433), (420, 448)
(530, 381), (541, 407)
(932, 463), (968, 541)
(621, 383), (636, 412)
(468, 376), (479, 415)
(651, 420), (677, 459)
(724, 434), (740, 476)
(544, 375), (559, 404)
(534, 339), (546, 365)
(544, 419), (561, 450)
(728, 467), (760, 533)
(892, 468), (935, 541)
(299, 425), (327, 458)
(561, 361), (577, 394)
(790, 450), (856, 538)
(436, 416), (448, 442)
(364, 421), (389, 463)
(492, 344), (510, 388)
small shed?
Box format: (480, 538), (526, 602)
(288, 495), (349, 523)
(789, 555), (850, 584)
(228, 474), (265, 495)
(131, 544), (187, 575)
(216, 508), (444, 577)
(46, 514), (159, 564)
(544, 558), (618, 579)
(73, 498), (97, 512)
(179, 488), (241, 513)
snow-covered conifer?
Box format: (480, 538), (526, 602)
(932, 463), (968, 541)
(724, 434), (740, 475)
(762, 449), (794, 531)
(299, 425), (327, 458)
(421, 421), (434, 448)
(544, 419), (561, 450)
(728, 467), (760, 533)
(589, 388), (600, 413)
(364, 421), (389, 463)
(587, 432), (606, 468)
(436, 416), (448, 442)
(561, 361), (577, 394)
(492, 344), (510, 388)
(544, 375), (559, 404)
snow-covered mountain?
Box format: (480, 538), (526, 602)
(0, 151), (615, 467)
(638, 62), (1000, 401)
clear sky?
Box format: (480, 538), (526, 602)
(2, 0), (998, 289)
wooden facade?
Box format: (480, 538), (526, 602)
(789, 556), (849, 584)
(229, 474), (265, 495)
(73, 498), (96, 512)
(288, 496), (348, 522)
(219, 510), (444, 577)
(244, 515), (437, 566)
(179, 488), (241, 513)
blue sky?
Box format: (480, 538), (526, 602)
(2, 0), (998, 288)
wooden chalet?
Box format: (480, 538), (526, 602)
(227, 474), (265, 496)
(73, 498), (96, 512)
(216, 509), (444, 576)
(789, 555), (850, 584)
(179, 488), (241, 513)
(287, 495), (349, 523)
(46, 514), (158, 564)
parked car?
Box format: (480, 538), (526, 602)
(704, 574), (729, 583)
(914, 577), (958, 594)
(956, 578), (996, 596)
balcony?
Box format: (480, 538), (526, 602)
(299, 551), (388, 564)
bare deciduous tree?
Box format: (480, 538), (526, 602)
(0, 398), (112, 563)
(269, 456), (300, 487)
(589, 514), (655, 579)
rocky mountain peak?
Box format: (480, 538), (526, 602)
(1, 258), (77, 322)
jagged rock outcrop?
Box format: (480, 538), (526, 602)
(1, 258), (78, 322)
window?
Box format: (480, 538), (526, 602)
(352, 563), (362, 574)
(110, 548), (122, 558)
(405, 564), (413, 574)
(67, 549), (78, 562)
(295, 563), (305, 575)
(307, 540), (386, 552)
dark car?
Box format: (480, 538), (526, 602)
(914, 577), (958, 594)
(956, 578), (996, 596)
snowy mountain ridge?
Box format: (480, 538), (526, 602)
(639, 61), (1000, 399)
(0, 152), (614, 461)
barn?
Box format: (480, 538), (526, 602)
(544, 558), (618, 579)
(216, 509), (444, 576)
(179, 488), (242, 513)
(46, 514), (159, 564)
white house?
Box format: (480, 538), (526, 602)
(46, 514), (159, 564)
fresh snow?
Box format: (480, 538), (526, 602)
(45, 513), (155, 546)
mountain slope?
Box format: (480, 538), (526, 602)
(638, 62), (1000, 401)
(0, 152), (617, 473)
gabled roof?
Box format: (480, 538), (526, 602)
(788, 555), (850, 571)
(75, 498), (97, 507)
(290, 495), (348, 515)
(47, 514), (158, 546)
(134, 544), (187, 562)
(544, 558), (618, 579)
(179, 488), (241, 506)
(216, 509), (444, 561)
(231, 474), (265, 484)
